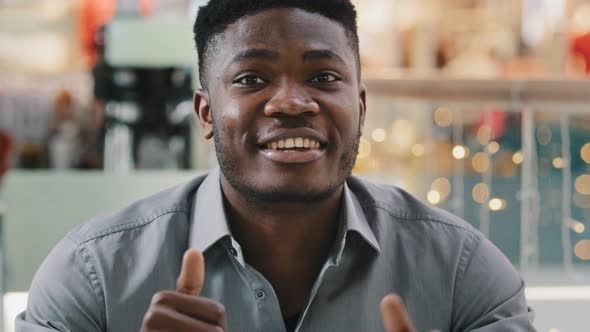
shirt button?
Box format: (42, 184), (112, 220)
(255, 289), (266, 300)
(229, 247), (238, 257)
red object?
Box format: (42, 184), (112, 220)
(572, 32), (590, 74)
(476, 107), (507, 141)
(0, 130), (13, 181)
(79, 0), (152, 68)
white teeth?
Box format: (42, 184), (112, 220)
(303, 138), (310, 148)
(295, 137), (304, 148)
(266, 137), (322, 150)
(285, 138), (295, 148)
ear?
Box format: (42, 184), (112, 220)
(194, 89), (213, 140)
(358, 84), (367, 136)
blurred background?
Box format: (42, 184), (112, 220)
(1, 0), (590, 331)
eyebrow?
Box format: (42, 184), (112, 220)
(231, 49), (280, 64)
(230, 48), (346, 65)
(302, 49), (346, 65)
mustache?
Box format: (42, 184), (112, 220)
(262, 117), (321, 132)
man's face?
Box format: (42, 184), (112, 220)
(196, 8), (366, 204)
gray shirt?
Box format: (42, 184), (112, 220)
(16, 168), (535, 331)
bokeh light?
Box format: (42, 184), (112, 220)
(512, 151), (524, 164)
(487, 141), (500, 154)
(371, 128), (387, 142)
(434, 107), (453, 127)
(427, 190), (441, 205)
(552, 157), (565, 169)
(472, 183), (490, 204)
(574, 240), (590, 260)
(573, 222), (586, 234)
(575, 175), (590, 195)
(489, 198), (506, 211)
(431, 177), (451, 198)
(411, 144), (425, 157)
(390, 119), (416, 156)
(452, 145), (469, 160)
(580, 143), (590, 164)
(477, 125), (492, 145)
(472, 152), (490, 173)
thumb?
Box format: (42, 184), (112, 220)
(380, 294), (415, 332)
(176, 248), (205, 295)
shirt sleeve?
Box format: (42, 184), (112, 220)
(451, 233), (536, 332)
(15, 235), (105, 332)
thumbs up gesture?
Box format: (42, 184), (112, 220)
(141, 249), (227, 331)
(380, 294), (416, 332)
(381, 294), (441, 332)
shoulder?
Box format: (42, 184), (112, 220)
(21, 174), (210, 330)
(346, 176), (523, 289)
(66, 174), (208, 245)
(347, 175), (479, 236)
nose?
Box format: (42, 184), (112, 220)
(264, 81), (320, 117)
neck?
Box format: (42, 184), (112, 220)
(220, 175), (343, 316)
(221, 175), (343, 262)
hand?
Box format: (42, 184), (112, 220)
(141, 249), (227, 331)
(381, 294), (441, 332)
(380, 294), (416, 332)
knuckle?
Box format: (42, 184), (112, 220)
(213, 302), (226, 320)
(142, 308), (162, 329)
(151, 292), (171, 306)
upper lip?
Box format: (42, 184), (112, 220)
(257, 128), (328, 147)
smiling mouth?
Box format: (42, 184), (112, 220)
(263, 137), (324, 151)
(259, 136), (326, 164)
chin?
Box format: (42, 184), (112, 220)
(253, 188), (339, 204)
(236, 179), (342, 205)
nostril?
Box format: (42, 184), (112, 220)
(264, 96), (319, 116)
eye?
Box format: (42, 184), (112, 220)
(234, 75), (266, 85)
(309, 73), (340, 83)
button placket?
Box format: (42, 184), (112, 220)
(245, 267), (285, 329)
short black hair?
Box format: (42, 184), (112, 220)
(194, 0), (360, 88)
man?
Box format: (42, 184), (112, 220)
(17, 0), (535, 331)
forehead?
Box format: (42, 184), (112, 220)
(215, 8), (354, 63)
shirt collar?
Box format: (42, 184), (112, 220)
(341, 181), (381, 255)
(189, 168), (381, 256)
(189, 167), (231, 253)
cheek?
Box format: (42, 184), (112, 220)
(222, 98), (246, 120)
(327, 98), (361, 138)
(214, 99), (258, 146)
